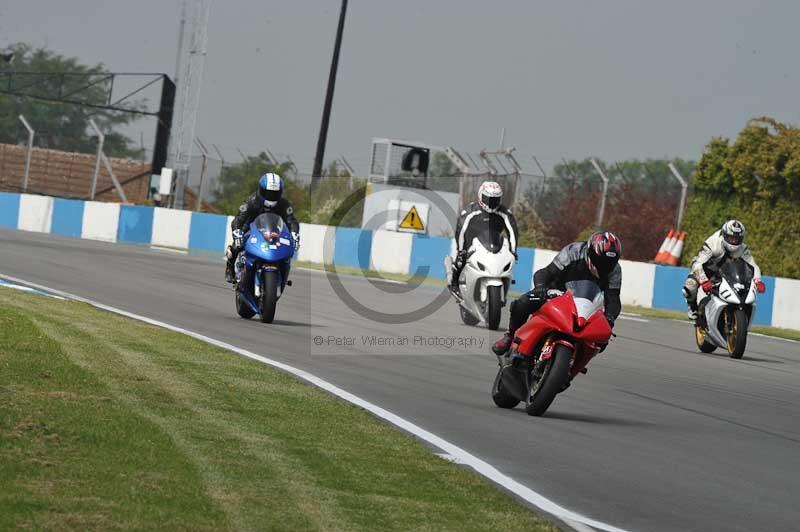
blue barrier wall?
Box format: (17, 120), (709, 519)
(334, 227), (372, 269)
(1, 191), (796, 330)
(752, 276), (775, 325)
(513, 248), (535, 293)
(409, 235), (451, 280)
(0, 192), (20, 228)
(189, 212), (228, 252)
(652, 265), (690, 310)
(51, 198), (84, 237)
(117, 205), (154, 244)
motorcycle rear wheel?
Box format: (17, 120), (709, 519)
(526, 344), (572, 417)
(694, 326), (716, 353)
(491, 367), (520, 409)
(235, 289), (256, 319)
(726, 308), (748, 359)
(259, 271), (278, 323)
(459, 305), (480, 326)
(486, 285), (502, 330)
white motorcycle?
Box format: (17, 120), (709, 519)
(694, 257), (757, 359)
(445, 228), (515, 330)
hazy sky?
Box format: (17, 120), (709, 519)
(2, 1), (799, 174)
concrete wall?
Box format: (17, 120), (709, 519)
(3, 192), (798, 330)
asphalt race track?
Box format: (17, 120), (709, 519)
(2, 228), (799, 532)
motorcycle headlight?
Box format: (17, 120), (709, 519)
(477, 261), (486, 271)
(503, 262), (512, 272)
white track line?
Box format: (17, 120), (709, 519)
(0, 272), (631, 532)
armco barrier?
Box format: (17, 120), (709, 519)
(1, 191), (798, 331)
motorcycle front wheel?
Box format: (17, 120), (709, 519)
(726, 307), (748, 359)
(235, 289), (255, 319)
(694, 326), (716, 353)
(526, 344), (572, 417)
(259, 271), (278, 323)
(486, 285), (502, 330)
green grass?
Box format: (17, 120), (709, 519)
(0, 288), (558, 532)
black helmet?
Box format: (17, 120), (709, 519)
(586, 231), (622, 278)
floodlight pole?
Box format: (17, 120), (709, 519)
(590, 158), (610, 229)
(18, 115), (34, 192)
(668, 162), (689, 231)
(311, 0), (348, 189)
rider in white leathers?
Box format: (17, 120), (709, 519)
(682, 219), (765, 320)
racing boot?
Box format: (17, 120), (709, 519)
(492, 331), (514, 357)
(225, 259), (236, 284)
(686, 299), (699, 321)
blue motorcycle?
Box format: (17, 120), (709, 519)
(234, 213), (295, 323)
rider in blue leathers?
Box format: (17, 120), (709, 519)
(225, 173), (300, 283)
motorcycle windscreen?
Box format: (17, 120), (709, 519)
(719, 258), (754, 301)
(474, 217), (509, 253)
(253, 213), (286, 235)
(565, 280), (604, 319)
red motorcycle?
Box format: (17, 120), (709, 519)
(492, 280), (613, 416)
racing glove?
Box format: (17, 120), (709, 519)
(700, 279), (713, 293)
(531, 284), (547, 301)
(454, 249), (469, 269)
(232, 229), (244, 249)
(291, 231), (300, 252)
(754, 279), (766, 294)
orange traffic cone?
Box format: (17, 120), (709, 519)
(667, 232), (686, 266)
(655, 229), (675, 264)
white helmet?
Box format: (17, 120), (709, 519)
(721, 219), (745, 257)
(478, 181), (503, 213)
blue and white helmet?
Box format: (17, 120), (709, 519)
(259, 173), (283, 207)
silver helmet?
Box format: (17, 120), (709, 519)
(721, 219), (745, 257)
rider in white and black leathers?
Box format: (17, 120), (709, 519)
(682, 219), (764, 320)
(224, 173), (300, 283)
(449, 181), (519, 295)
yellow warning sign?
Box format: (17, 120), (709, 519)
(399, 206), (425, 231)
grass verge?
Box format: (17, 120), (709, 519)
(0, 287), (558, 531)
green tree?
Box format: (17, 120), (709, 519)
(212, 152), (300, 216)
(682, 116), (800, 277)
(0, 43), (142, 157)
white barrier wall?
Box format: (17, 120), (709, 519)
(17, 194), (53, 233)
(298, 223), (335, 265)
(152, 207), (191, 249)
(81, 201), (120, 242)
(772, 277), (800, 330)
(370, 230), (413, 274)
(619, 260), (656, 307)
(224, 215), (234, 251)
